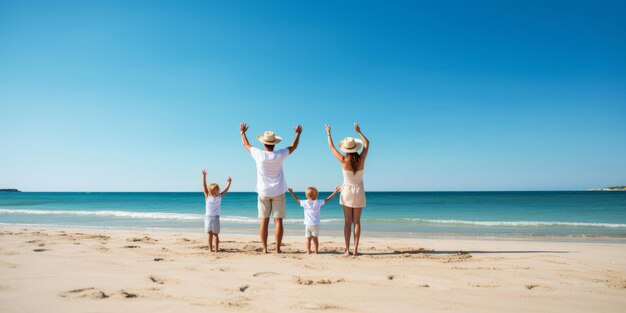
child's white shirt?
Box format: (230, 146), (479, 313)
(205, 195), (222, 217)
(299, 200), (324, 225)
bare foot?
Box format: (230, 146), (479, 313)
(262, 248), (268, 254)
(210, 249), (215, 252)
(353, 251), (359, 257)
(314, 251), (319, 254)
(276, 249), (282, 254)
(306, 251), (311, 255)
(343, 250), (351, 257)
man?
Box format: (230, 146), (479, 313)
(240, 122), (302, 253)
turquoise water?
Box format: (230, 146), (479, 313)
(1, 192), (625, 238)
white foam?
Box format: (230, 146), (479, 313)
(403, 218), (626, 228)
(2, 209), (624, 228)
(0, 209), (342, 224)
(0, 209), (203, 220)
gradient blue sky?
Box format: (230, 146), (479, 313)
(1, 0), (625, 191)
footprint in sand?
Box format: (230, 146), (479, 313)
(60, 288), (138, 299)
(149, 275), (165, 285)
(293, 276), (345, 285)
(59, 287), (108, 299)
(242, 244), (261, 251)
(252, 271), (279, 278)
(123, 245), (140, 249)
(221, 295), (249, 308)
(127, 236), (157, 243)
(525, 284), (553, 290)
(301, 303), (340, 310)
(109, 290), (138, 298)
(88, 235), (110, 240)
(32, 249), (49, 252)
(302, 264), (325, 270)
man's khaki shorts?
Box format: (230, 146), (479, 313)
(258, 193), (286, 219)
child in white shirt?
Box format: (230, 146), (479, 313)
(202, 169), (232, 253)
(287, 186), (341, 254)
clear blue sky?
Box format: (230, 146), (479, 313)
(1, 0), (625, 191)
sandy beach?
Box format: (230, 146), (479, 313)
(0, 226), (624, 312)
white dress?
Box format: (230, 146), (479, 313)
(339, 170), (366, 208)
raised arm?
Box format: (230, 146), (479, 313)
(240, 122), (252, 152)
(288, 124), (303, 154)
(220, 177), (232, 197)
(324, 186), (341, 203)
(325, 124), (343, 161)
(287, 188), (300, 202)
(202, 169), (209, 199)
(354, 123), (369, 160)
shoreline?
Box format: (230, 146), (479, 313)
(2, 223), (626, 243)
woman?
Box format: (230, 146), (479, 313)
(325, 123), (369, 256)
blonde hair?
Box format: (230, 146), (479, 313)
(305, 187), (318, 200)
(208, 183), (220, 197)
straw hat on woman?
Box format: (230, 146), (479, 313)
(325, 123), (369, 256)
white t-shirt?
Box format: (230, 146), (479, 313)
(205, 195), (221, 217)
(250, 147), (290, 197)
(300, 200), (324, 225)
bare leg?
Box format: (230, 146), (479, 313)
(306, 237), (311, 254)
(260, 218), (269, 253)
(208, 232), (214, 252)
(353, 208), (362, 256)
(342, 206), (353, 256)
(274, 218), (283, 253)
(214, 234), (219, 253)
(312, 236), (319, 254)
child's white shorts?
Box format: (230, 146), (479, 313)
(205, 215), (220, 234)
(305, 224), (319, 237)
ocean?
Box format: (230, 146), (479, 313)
(1, 191), (625, 239)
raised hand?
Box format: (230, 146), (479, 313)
(227, 176), (232, 183)
(354, 122), (361, 133)
(288, 188), (293, 193)
(325, 124), (331, 135)
(294, 124), (303, 134)
(334, 186), (341, 192)
(239, 122), (249, 133)
(202, 169), (207, 176)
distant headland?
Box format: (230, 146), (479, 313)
(0, 189), (20, 192)
(588, 186), (626, 191)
